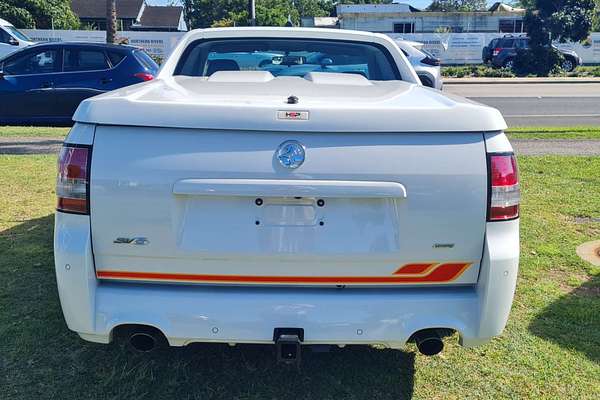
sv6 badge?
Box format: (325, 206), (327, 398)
(113, 237), (149, 245)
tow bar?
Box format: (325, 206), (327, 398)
(274, 328), (303, 366)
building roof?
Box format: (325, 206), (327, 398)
(138, 5), (183, 29)
(337, 4), (421, 14)
(71, 0), (144, 19)
(488, 2), (525, 12)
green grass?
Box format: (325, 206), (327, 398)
(0, 155), (599, 399)
(506, 126), (600, 140)
(0, 126), (69, 138)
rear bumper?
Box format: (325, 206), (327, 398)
(55, 213), (519, 349)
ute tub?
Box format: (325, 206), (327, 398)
(55, 212), (519, 348)
(72, 73), (507, 133)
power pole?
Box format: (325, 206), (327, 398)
(106, 0), (117, 44)
(249, 0), (256, 26)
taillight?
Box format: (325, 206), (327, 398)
(488, 153), (520, 221)
(134, 72), (154, 81)
(493, 48), (501, 56)
(57, 145), (90, 214)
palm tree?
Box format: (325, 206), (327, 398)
(106, 0), (117, 44)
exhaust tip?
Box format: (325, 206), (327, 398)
(129, 332), (157, 352)
(411, 329), (445, 356)
(416, 336), (444, 356)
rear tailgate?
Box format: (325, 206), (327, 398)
(90, 126), (487, 286)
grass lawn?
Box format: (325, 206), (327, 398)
(0, 126), (70, 138)
(0, 154), (599, 399)
(506, 126), (600, 140)
(2, 125), (600, 141)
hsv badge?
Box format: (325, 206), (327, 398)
(277, 110), (309, 120)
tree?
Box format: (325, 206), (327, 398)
(185, 0), (333, 29)
(593, 0), (600, 31)
(427, 0), (488, 12)
(510, 0), (535, 7)
(517, 0), (596, 76)
(184, 0), (248, 29)
(106, 0), (117, 44)
(0, 0), (79, 29)
(296, 0), (334, 18)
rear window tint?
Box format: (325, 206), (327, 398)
(64, 49), (109, 72)
(134, 50), (159, 70)
(108, 51), (126, 67)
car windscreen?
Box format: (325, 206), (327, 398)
(4, 26), (30, 42)
(175, 39), (401, 81)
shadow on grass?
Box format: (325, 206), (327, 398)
(528, 275), (600, 364)
(1, 214), (416, 399)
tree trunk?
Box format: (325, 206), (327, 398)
(106, 0), (117, 44)
(249, 0), (256, 26)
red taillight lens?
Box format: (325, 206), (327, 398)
(493, 48), (501, 56)
(57, 146), (90, 214)
(488, 154), (520, 221)
(134, 72), (154, 81)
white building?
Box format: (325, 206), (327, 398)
(336, 2), (525, 34)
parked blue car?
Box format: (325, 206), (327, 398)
(0, 42), (158, 126)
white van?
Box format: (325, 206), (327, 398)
(0, 18), (34, 59)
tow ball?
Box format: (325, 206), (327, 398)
(274, 328), (304, 366)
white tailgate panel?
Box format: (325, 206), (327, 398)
(90, 126), (487, 286)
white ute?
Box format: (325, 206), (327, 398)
(54, 28), (520, 361)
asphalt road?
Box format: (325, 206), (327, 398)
(445, 83), (600, 127)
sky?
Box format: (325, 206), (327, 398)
(149, 1), (502, 7)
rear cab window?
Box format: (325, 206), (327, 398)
(174, 39), (401, 81)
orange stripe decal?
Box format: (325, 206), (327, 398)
(393, 263), (436, 275)
(96, 263), (472, 284)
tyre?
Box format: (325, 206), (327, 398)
(503, 59), (515, 70)
(561, 58), (575, 72)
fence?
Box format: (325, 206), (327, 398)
(23, 29), (600, 65)
(23, 30), (185, 61)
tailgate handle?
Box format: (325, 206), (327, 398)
(173, 179), (407, 199)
